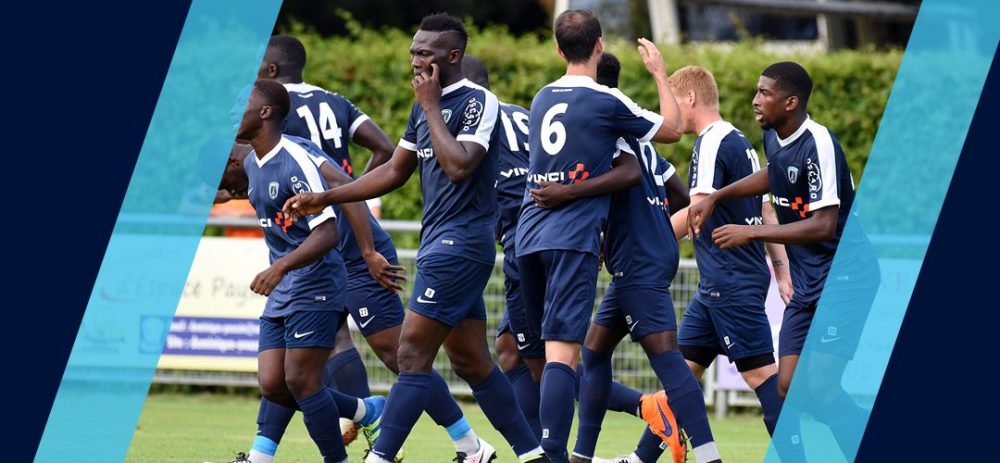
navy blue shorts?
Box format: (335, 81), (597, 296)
(679, 295), (774, 362)
(259, 310), (343, 351)
(497, 250), (544, 358)
(593, 284), (677, 341)
(518, 250), (600, 344)
(345, 273), (405, 337)
(408, 253), (492, 327)
(780, 282), (879, 358)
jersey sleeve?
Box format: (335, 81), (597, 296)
(455, 90), (500, 151)
(607, 88), (664, 143)
(613, 137), (637, 160)
(398, 104), (419, 152)
(287, 147), (337, 229)
(806, 129), (842, 210)
(340, 95), (371, 139)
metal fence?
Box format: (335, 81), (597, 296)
(155, 218), (752, 414)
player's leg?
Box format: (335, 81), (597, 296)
(282, 311), (352, 463)
(443, 283), (544, 462)
(631, 288), (717, 463)
(366, 309), (452, 463)
(497, 329), (543, 439)
(326, 321), (371, 397)
(499, 255), (545, 437)
(526, 250), (600, 463)
(571, 314), (627, 463)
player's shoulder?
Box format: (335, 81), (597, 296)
(283, 81), (332, 97)
(539, 75), (622, 102)
(500, 101), (529, 117)
(278, 135), (326, 168)
(802, 117), (842, 151)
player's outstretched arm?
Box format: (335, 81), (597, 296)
(762, 201), (794, 304)
(414, 63), (489, 183)
(250, 219), (339, 296)
(637, 38), (682, 144)
(713, 205), (838, 249)
(316, 161), (406, 292)
(283, 146), (417, 221)
(353, 119), (395, 176)
(530, 152), (641, 209)
(688, 168), (771, 238)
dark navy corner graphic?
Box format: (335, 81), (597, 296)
(2, 2), (193, 461)
(2, 1), (284, 462)
(857, 47), (1000, 462)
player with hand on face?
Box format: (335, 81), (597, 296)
(283, 13), (546, 463)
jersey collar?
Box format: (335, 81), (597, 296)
(698, 118), (725, 136)
(441, 78), (470, 96)
(776, 115), (811, 148)
(283, 81), (323, 94)
(255, 137), (285, 167)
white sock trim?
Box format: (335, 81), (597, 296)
(693, 442), (721, 463)
(353, 398), (366, 422)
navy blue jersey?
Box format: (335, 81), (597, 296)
(517, 76), (664, 257)
(604, 137), (679, 287)
(282, 136), (396, 276)
(495, 102), (530, 251)
(244, 135), (347, 316)
(763, 117), (856, 306)
(688, 120), (770, 307)
(399, 78), (500, 265)
(283, 82), (369, 176)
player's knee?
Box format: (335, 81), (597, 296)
(259, 376), (292, 405)
(373, 344), (400, 374)
(284, 370), (321, 400)
(396, 341), (433, 373)
(451, 356), (492, 384)
(495, 334), (523, 373)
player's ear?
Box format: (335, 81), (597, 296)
(556, 45), (566, 61)
(448, 49), (462, 66)
(785, 95), (799, 113)
(594, 37), (604, 56)
(688, 90), (697, 107)
(259, 104), (272, 120)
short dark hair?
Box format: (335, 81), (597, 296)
(554, 10), (602, 64)
(254, 79), (290, 120)
(267, 35), (307, 69)
(762, 61), (813, 106)
(462, 55), (490, 89)
(596, 52), (620, 88)
(419, 13), (468, 52)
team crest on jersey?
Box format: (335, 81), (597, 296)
(461, 97), (484, 130)
(290, 175), (312, 195)
(787, 166), (800, 184)
(268, 181), (279, 199)
(806, 158), (821, 199)
(441, 109), (452, 123)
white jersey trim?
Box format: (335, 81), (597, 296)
(398, 138), (417, 152)
(691, 120), (735, 194)
(806, 119), (841, 210)
(283, 82), (328, 95)
(348, 114), (370, 138)
(283, 137), (338, 228)
(776, 115), (811, 148)
(543, 76), (664, 142)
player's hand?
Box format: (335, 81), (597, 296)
(283, 192), (327, 224)
(777, 275), (794, 305)
(712, 224), (754, 249)
(687, 196), (716, 238)
(530, 180), (573, 209)
(364, 251), (407, 292)
(637, 38), (666, 78)
(413, 63), (442, 112)
(251, 264), (287, 296)
(214, 189), (233, 204)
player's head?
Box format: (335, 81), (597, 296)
(754, 61), (812, 130)
(259, 35), (307, 80)
(554, 9), (603, 66)
(462, 54), (490, 89)
(669, 65), (720, 133)
(595, 52), (620, 88)
(412, 13), (468, 83)
(217, 142), (253, 194)
(236, 79), (290, 141)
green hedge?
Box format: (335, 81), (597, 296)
(293, 23), (902, 247)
